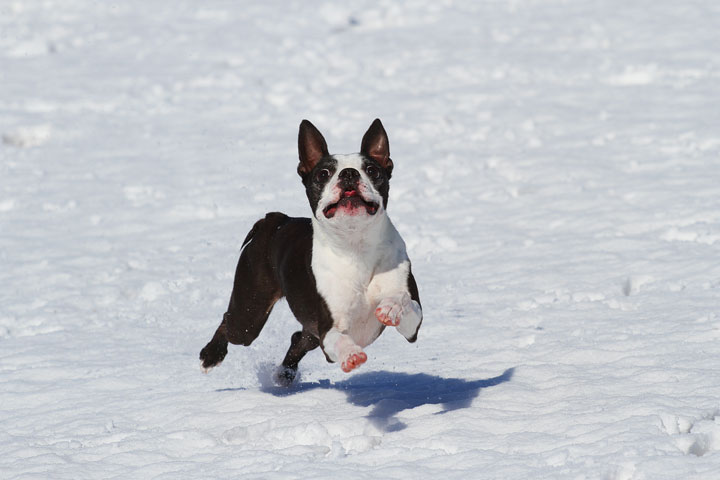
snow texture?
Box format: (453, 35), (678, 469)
(2, 0), (720, 478)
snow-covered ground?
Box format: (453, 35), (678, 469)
(2, 0), (720, 478)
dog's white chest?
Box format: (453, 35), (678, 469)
(311, 217), (410, 348)
(311, 245), (383, 347)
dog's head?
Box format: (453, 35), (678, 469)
(297, 119), (394, 225)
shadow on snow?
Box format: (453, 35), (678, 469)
(258, 367), (514, 432)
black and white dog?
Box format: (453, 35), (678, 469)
(199, 119), (422, 386)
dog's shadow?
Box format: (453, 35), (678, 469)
(260, 367), (514, 432)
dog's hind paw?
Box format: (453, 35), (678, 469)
(199, 340), (227, 373)
(200, 360), (217, 374)
(274, 366), (298, 387)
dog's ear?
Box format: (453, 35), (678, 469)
(298, 120), (329, 178)
(361, 118), (393, 176)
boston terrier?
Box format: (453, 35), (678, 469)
(199, 119), (422, 386)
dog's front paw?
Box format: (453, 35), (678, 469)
(375, 293), (412, 326)
(375, 293), (423, 341)
(341, 349), (367, 373)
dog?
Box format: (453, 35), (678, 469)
(199, 119), (422, 386)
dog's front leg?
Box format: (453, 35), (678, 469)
(322, 328), (367, 372)
(372, 263), (423, 342)
(375, 292), (423, 342)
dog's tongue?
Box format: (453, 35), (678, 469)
(343, 190), (357, 197)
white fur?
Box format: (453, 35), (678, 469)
(312, 154), (423, 368)
(323, 329), (363, 363)
(376, 293), (423, 341)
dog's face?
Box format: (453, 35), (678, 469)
(297, 119), (394, 225)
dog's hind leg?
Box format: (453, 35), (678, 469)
(274, 330), (320, 386)
(200, 215), (284, 372)
(199, 319), (230, 372)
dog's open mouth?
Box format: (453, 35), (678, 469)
(323, 190), (379, 219)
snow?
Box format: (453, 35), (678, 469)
(2, 0), (720, 478)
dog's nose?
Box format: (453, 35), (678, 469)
(338, 168), (360, 182)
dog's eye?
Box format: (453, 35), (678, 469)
(365, 165), (380, 179)
(314, 168), (331, 183)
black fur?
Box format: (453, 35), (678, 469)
(302, 156), (337, 216)
(199, 213), (337, 378)
(360, 156), (390, 209)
